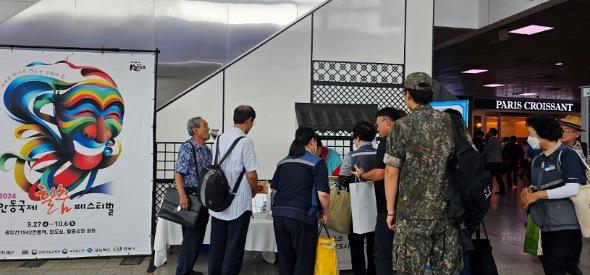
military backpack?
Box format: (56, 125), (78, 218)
(447, 113), (493, 233)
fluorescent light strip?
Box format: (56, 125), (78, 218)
(509, 25), (553, 35)
(461, 69), (488, 74)
(483, 84), (505, 88)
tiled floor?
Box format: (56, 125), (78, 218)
(483, 183), (590, 275)
(1, 179), (589, 275)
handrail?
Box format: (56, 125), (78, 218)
(157, 0), (335, 112)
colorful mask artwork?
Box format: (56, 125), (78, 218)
(0, 60), (124, 201)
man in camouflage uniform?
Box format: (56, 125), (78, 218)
(383, 72), (462, 274)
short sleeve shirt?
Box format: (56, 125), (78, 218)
(209, 127), (260, 221)
(374, 139), (387, 214)
(383, 105), (454, 220)
(559, 149), (586, 185)
(175, 139), (212, 188)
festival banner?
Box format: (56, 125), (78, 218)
(0, 48), (155, 259)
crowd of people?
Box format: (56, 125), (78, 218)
(476, 114), (589, 195)
(171, 71), (586, 275)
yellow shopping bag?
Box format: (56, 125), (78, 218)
(314, 225), (338, 275)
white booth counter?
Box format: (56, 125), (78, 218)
(153, 193), (352, 270)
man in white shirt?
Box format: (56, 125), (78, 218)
(208, 105), (260, 275)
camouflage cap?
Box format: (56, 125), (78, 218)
(404, 72), (433, 91)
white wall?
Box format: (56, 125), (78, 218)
(313, 0), (405, 64)
(406, 0), (433, 75)
(297, 0), (324, 17)
(156, 0), (435, 179)
(0, 0), (39, 24)
(488, 0), (547, 25)
(478, 0), (549, 27)
(434, 0), (479, 29)
(478, 0), (489, 28)
(156, 73), (224, 142)
(224, 17), (312, 179)
(436, 0), (550, 29)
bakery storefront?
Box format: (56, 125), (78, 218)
(472, 98), (581, 141)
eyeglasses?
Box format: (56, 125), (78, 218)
(562, 127), (578, 134)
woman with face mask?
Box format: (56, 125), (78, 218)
(338, 121), (379, 275)
(521, 114), (585, 275)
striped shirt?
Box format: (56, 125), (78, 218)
(209, 127), (260, 221)
(339, 142), (376, 176)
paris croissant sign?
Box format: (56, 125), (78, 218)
(474, 98), (580, 113)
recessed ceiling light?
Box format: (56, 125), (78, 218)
(483, 84), (505, 88)
(509, 25), (553, 35)
(555, 62), (563, 66)
(515, 93), (538, 96)
(461, 69), (488, 74)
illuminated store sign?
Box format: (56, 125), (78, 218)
(474, 98), (580, 113)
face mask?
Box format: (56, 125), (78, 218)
(527, 136), (541, 150)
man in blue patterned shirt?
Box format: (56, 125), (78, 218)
(174, 116), (212, 275)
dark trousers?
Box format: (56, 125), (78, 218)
(540, 229), (583, 275)
(505, 164), (518, 187)
(349, 226), (376, 275)
(176, 207), (210, 275)
(486, 162), (506, 193)
(374, 213), (394, 275)
(208, 211), (252, 275)
(273, 216), (318, 275)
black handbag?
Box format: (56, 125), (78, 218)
(156, 140), (204, 229)
(469, 222), (499, 275)
(157, 187), (202, 229)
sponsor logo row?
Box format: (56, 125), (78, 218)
(2, 246), (137, 256)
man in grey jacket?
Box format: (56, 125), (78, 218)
(483, 128), (507, 194)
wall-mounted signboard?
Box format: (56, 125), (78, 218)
(474, 98), (580, 113)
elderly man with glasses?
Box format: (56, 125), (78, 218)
(559, 115), (589, 165)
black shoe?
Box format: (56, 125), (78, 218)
(191, 271), (204, 275)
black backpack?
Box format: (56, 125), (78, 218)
(447, 115), (493, 233)
(197, 135), (246, 212)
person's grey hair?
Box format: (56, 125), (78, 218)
(187, 116), (202, 136)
